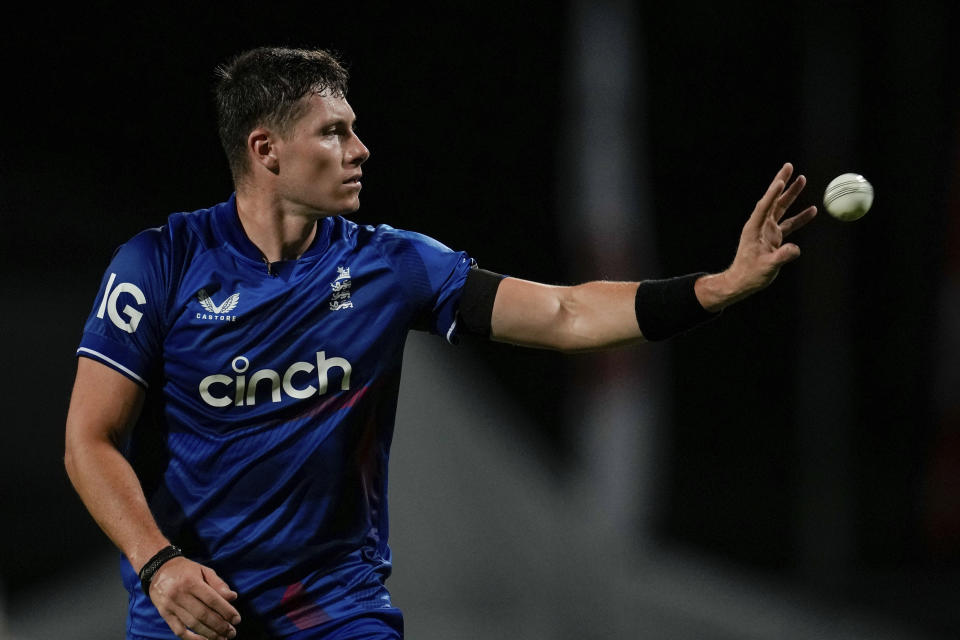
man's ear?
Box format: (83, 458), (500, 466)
(248, 128), (279, 174)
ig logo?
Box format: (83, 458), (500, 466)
(96, 272), (146, 333)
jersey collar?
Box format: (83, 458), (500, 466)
(214, 193), (334, 265)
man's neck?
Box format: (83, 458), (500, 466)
(235, 188), (322, 263)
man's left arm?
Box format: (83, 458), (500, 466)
(488, 162), (817, 351)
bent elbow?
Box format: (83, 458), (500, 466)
(63, 430), (82, 482)
(64, 445), (79, 489)
(554, 307), (601, 354)
(63, 419), (98, 485)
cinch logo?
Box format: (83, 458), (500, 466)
(96, 273), (146, 333)
(197, 288), (239, 322)
(198, 352), (352, 407)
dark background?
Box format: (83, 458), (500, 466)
(3, 1), (958, 636)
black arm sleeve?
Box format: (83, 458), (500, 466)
(634, 272), (720, 341)
(457, 268), (506, 338)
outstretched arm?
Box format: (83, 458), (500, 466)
(64, 358), (242, 640)
(489, 163), (817, 351)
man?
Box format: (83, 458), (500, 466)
(64, 47), (816, 640)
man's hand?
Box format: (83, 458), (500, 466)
(148, 556), (241, 640)
(696, 162), (818, 311)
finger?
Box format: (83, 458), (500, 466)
(749, 177), (786, 230)
(774, 174), (807, 221)
(750, 163), (794, 228)
(184, 617), (227, 640)
(160, 611), (207, 640)
(193, 586), (241, 629)
(780, 205), (818, 237)
(775, 162), (794, 188)
(198, 570), (242, 624)
(175, 596), (236, 640)
(202, 566), (238, 601)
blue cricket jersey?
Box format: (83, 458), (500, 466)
(77, 194), (473, 637)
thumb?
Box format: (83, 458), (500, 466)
(772, 243), (801, 265)
(201, 566), (238, 601)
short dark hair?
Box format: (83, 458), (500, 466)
(214, 47), (350, 183)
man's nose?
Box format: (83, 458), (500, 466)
(347, 133), (370, 166)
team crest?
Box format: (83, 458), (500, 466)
(329, 266), (354, 311)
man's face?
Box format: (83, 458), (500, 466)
(273, 93), (369, 215)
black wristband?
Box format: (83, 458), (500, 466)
(138, 544), (183, 596)
(635, 272), (719, 341)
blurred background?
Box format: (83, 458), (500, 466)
(2, 1), (959, 638)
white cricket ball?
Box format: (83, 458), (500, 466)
(823, 173), (874, 221)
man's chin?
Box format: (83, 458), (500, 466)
(305, 199), (360, 218)
(337, 199), (361, 216)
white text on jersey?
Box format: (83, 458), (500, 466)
(96, 272), (146, 333)
(198, 352), (353, 407)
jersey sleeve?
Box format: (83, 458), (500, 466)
(373, 226), (474, 343)
(76, 228), (169, 387)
